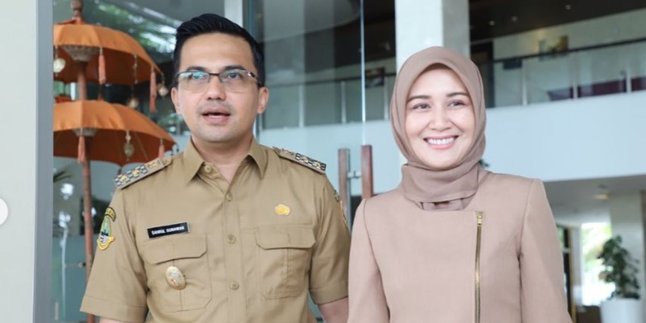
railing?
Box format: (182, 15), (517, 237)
(261, 72), (396, 129)
(478, 37), (646, 108)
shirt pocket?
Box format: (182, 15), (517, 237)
(141, 235), (211, 312)
(255, 226), (315, 299)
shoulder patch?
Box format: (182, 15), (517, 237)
(273, 147), (326, 174)
(114, 157), (172, 189)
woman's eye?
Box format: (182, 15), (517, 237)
(411, 103), (430, 110)
(448, 100), (466, 108)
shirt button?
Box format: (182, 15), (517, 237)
(225, 193), (232, 201)
(203, 165), (212, 173)
(226, 234), (237, 244)
(229, 281), (240, 290)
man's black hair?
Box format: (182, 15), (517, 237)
(173, 13), (265, 87)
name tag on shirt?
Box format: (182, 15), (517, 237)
(147, 222), (189, 238)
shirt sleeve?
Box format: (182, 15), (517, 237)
(80, 189), (148, 322)
(520, 180), (572, 323)
(308, 180), (351, 304)
(347, 200), (389, 323)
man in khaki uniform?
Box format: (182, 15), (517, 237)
(81, 13), (350, 323)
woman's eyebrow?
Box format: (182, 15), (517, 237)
(407, 94), (430, 102)
(447, 91), (469, 97)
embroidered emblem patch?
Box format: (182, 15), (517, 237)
(274, 204), (291, 216)
(97, 207), (116, 250)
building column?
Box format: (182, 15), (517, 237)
(0, 0), (53, 321)
(224, 0), (244, 26)
(394, 0), (470, 69)
(608, 191), (646, 318)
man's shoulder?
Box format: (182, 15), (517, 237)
(270, 146), (326, 175)
(114, 156), (174, 189)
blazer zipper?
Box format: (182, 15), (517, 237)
(475, 211), (484, 323)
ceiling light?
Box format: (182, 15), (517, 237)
(511, 16), (518, 23)
(565, 4), (572, 10)
(488, 20), (495, 26)
(594, 193), (609, 200)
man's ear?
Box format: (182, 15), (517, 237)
(256, 87), (269, 114)
(171, 87), (182, 114)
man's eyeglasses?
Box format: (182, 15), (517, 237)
(174, 68), (259, 92)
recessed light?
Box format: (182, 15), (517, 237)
(488, 20), (496, 26)
(511, 16), (518, 23)
(565, 4), (572, 10)
(594, 193), (608, 200)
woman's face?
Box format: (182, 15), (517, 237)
(405, 67), (476, 170)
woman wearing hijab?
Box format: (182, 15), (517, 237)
(347, 47), (572, 323)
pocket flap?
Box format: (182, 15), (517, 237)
(141, 235), (207, 264)
(255, 226), (315, 249)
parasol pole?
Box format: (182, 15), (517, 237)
(75, 126), (95, 323)
(78, 135), (93, 281)
(76, 61), (88, 101)
(67, 3), (96, 322)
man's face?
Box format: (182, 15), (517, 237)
(171, 33), (268, 149)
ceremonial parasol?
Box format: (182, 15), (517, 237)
(54, 99), (175, 292)
(54, 100), (175, 166)
(53, 0), (167, 111)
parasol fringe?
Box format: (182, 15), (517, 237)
(149, 68), (157, 113)
(98, 48), (106, 85)
(158, 139), (165, 158)
(78, 135), (86, 163)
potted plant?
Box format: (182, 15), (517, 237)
(597, 235), (642, 323)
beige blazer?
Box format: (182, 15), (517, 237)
(348, 171), (572, 323)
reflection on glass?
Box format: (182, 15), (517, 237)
(482, 40), (646, 108)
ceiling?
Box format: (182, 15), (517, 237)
(468, 0), (646, 41)
(78, 0), (646, 42)
(545, 174), (646, 227)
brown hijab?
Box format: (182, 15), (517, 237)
(390, 46), (486, 210)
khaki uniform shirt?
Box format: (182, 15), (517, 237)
(81, 140), (350, 323)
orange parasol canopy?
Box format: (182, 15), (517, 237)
(54, 100), (175, 166)
(53, 22), (162, 86)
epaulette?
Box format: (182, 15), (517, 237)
(273, 147), (326, 174)
(114, 157), (172, 189)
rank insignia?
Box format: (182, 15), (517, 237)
(274, 204), (291, 216)
(114, 157), (171, 189)
(97, 207), (116, 250)
(273, 147), (326, 173)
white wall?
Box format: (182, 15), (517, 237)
(260, 90), (646, 195)
(484, 91), (646, 182)
(0, 0), (52, 321)
(608, 191), (646, 318)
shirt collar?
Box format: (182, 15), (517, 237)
(180, 138), (268, 183)
(248, 139), (268, 178)
(181, 139), (205, 183)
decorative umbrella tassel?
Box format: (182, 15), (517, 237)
(78, 135), (86, 163)
(149, 68), (157, 113)
(158, 139), (165, 158)
(98, 48), (106, 85)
